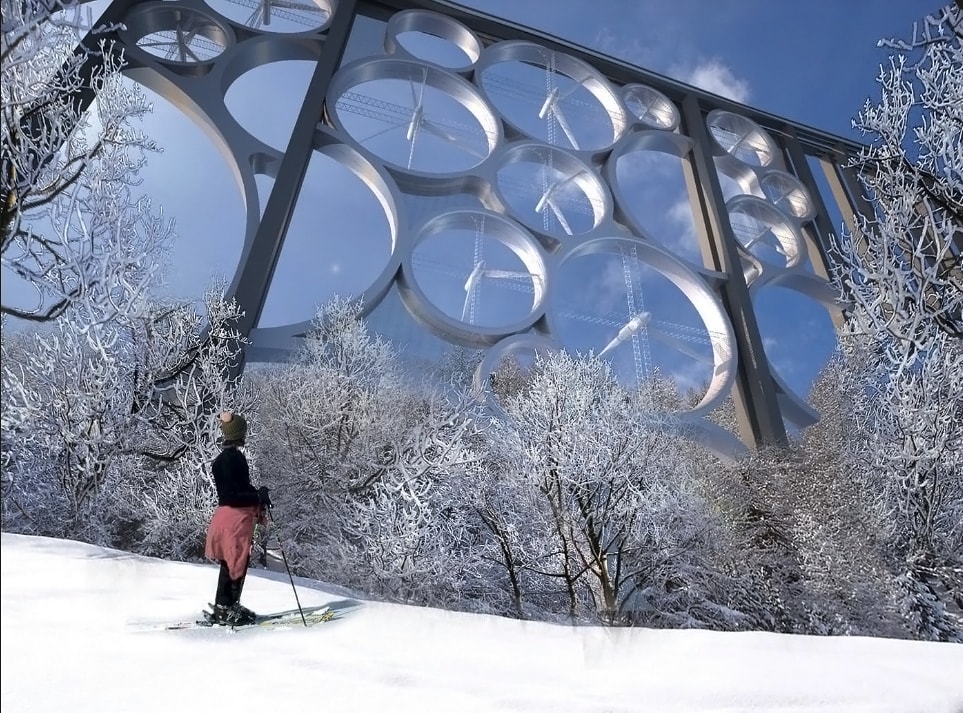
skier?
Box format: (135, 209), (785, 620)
(204, 411), (271, 626)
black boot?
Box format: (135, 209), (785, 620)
(209, 603), (256, 626)
(210, 604), (232, 625)
(229, 575), (245, 606)
(228, 602), (257, 625)
(229, 574), (256, 622)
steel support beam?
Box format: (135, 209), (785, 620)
(781, 131), (843, 281)
(228, 0), (359, 342)
(681, 93), (787, 448)
(780, 131), (848, 330)
(360, 0), (863, 157)
(819, 158), (873, 239)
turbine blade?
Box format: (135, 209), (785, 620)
(547, 197), (574, 235)
(648, 327), (714, 364)
(551, 104), (580, 151)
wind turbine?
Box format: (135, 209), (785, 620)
(534, 170), (586, 236)
(535, 51), (587, 150)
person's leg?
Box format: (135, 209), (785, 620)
(228, 551), (250, 604)
(229, 573), (246, 606)
(228, 554), (256, 623)
(210, 561), (237, 624)
(214, 561), (233, 607)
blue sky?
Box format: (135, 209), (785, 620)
(460, 0), (930, 139)
(2, 0), (933, 407)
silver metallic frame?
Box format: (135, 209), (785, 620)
(384, 9), (482, 73)
(69, 0), (870, 453)
(123, 2), (233, 65)
(706, 108), (782, 169)
(398, 209), (550, 347)
(490, 140), (612, 246)
(621, 83), (680, 132)
(726, 194), (806, 278)
(326, 56), (502, 183)
(758, 170), (816, 222)
(203, 0), (336, 33)
(546, 236), (738, 418)
(474, 40), (628, 159)
(471, 332), (558, 412)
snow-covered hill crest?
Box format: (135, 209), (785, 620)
(2, 533), (961, 713)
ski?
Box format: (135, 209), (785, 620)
(161, 605), (333, 632)
(130, 599), (362, 632)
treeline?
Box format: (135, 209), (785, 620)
(3, 297), (959, 641)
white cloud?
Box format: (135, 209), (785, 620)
(762, 335), (782, 354)
(659, 197), (701, 263)
(593, 26), (661, 71)
(681, 59), (751, 104)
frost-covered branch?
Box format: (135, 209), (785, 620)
(830, 4), (963, 641)
(842, 3), (962, 340)
(1, 0), (170, 324)
(1, 288), (255, 556)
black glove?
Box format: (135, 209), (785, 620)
(257, 486), (272, 508)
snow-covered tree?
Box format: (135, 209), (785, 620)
(695, 356), (929, 638)
(0, 287), (253, 558)
(255, 298), (413, 535)
(1, 0), (169, 324)
(106, 288), (258, 558)
(793, 361), (907, 635)
(336, 392), (487, 605)
(831, 4), (963, 641)
(255, 298), (486, 603)
(480, 351), (746, 627)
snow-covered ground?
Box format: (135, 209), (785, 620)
(1, 533), (961, 713)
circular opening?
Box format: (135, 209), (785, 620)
(707, 109), (778, 167)
(609, 133), (703, 266)
(477, 41), (626, 153)
(622, 84), (679, 131)
(472, 333), (558, 415)
(386, 10), (482, 70)
(225, 60), (316, 151)
(754, 284), (837, 405)
(546, 237), (736, 416)
(400, 211), (548, 346)
(494, 142), (608, 240)
(203, 0), (334, 33)
(727, 195), (804, 269)
(396, 31), (474, 67)
(759, 170), (814, 221)
(127, 6), (231, 64)
(135, 83), (245, 304)
(259, 147), (398, 327)
(328, 59), (499, 176)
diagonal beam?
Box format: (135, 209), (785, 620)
(680, 93), (787, 448)
(228, 0), (358, 353)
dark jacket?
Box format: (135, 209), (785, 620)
(211, 445), (260, 508)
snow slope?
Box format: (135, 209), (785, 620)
(1, 533), (961, 713)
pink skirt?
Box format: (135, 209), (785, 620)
(205, 505), (261, 580)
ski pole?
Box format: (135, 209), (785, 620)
(265, 507), (308, 627)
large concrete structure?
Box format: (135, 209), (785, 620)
(83, 0), (868, 456)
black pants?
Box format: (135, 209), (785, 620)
(214, 559), (248, 607)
